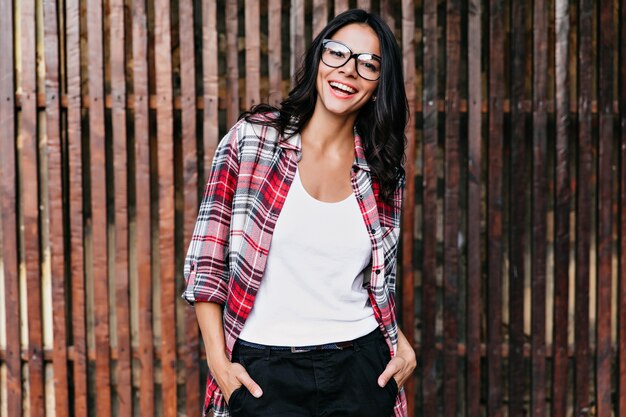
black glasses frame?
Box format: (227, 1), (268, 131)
(321, 39), (382, 81)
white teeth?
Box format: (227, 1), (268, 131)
(329, 81), (356, 94)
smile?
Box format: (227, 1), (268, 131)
(329, 81), (357, 94)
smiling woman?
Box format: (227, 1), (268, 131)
(182, 8), (415, 417)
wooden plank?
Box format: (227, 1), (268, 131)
(267, 0), (282, 107)
(575, 0), (592, 414)
(619, 1), (626, 415)
(0, 0), (21, 413)
(466, 0), (482, 414)
(43, 0), (69, 414)
(508, 0), (528, 416)
(551, 1), (571, 416)
(65, 0), (88, 414)
(356, 0), (371, 11)
(202, 0), (220, 174)
(401, 1), (416, 415)
(178, 0), (200, 413)
(87, 0), (112, 412)
(290, 0), (305, 88)
(109, 0), (131, 413)
(421, 0), (438, 415)
(596, 1), (614, 416)
(225, 0), (239, 126)
(334, 0), (349, 15)
(487, 0), (504, 415)
(154, 0), (177, 413)
(245, 0), (260, 108)
(443, 1), (460, 417)
(312, 0), (328, 39)
(380, 0), (395, 33)
(21, 0), (45, 412)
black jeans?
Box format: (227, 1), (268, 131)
(227, 329), (398, 417)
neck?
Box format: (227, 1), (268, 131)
(302, 107), (357, 150)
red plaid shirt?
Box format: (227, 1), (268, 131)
(182, 117), (407, 417)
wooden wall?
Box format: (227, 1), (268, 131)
(0, 0), (625, 416)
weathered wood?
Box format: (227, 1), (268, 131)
(312, 0), (328, 39)
(21, 0), (45, 412)
(109, 0), (131, 413)
(401, 1), (416, 415)
(466, 0), (482, 415)
(245, 0), (261, 108)
(421, 1), (438, 415)
(203, 0), (219, 178)
(226, 0), (239, 126)
(575, 0), (593, 414)
(43, 0), (69, 413)
(488, 0), (504, 415)
(596, 1), (614, 416)
(290, 0), (305, 87)
(508, 1), (528, 416)
(334, 0), (349, 15)
(131, 0), (154, 413)
(380, 0), (395, 34)
(356, 0), (371, 11)
(268, 0), (282, 107)
(620, 1), (626, 415)
(0, 0), (20, 414)
(443, 2), (460, 417)
(179, 0), (200, 413)
(551, 1), (571, 416)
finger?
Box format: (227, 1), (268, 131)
(378, 359), (400, 388)
(236, 370), (263, 398)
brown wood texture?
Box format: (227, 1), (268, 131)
(87, 0), (112, 413)
(575, 0), (592, 414)
(267, 0), (282, 107)
(487, 0), (504, 415)
(620, 1), (626, 415)
(443, 2), (460, 417)
(203, 0), (219, 177)
(154, 0), (177, 414)
(131, 0), (154, 413)
(226, 0), (240, 126)
(245, 0), (261, 108)
(290, 0), (305, 88)
(0, 0), (20, 414)
(44, 0), (69, 413)
(313, 0), (328, 38)
(551, 1), (571, 416)
(596, 1), (614, 417)
(21, 0), (45, 412)
(334, 0), (349, 15)
(356, 0), (371, 11)
(466, 0), (482, 415)
(401, 1), (416, 415)
(421, 1), (438, 415)
(178, 0), (200, 413)
(109, 0), (132, 414)
(508, 1), (528, 416)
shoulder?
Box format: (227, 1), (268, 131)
(235, 112), (282, 148)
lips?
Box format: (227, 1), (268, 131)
(329, 81), (357, 95)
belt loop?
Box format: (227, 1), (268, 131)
(264, 345), (271, 360)
(354, 339), (361, 352)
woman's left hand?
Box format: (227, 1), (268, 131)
(378, 328), (416, 388)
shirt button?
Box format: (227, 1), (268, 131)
(375, 269), (381, 275)
(370, 227), (376, 234)
(356, 194), (363, 200)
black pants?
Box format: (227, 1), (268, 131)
(227, 329), (398, 417)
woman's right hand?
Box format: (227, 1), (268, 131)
(211, 357), (263, 403)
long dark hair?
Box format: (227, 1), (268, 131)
(240, 9), (408, 203)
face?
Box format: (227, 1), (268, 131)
(315, 23), (381, 120)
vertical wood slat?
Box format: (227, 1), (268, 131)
(290, 0), (305, 87)
(21, 0), (46, 412)
(268, 0), (282, 107)
(379, 0), (395, 33)
(43, 0), (69, 414)
(312, 0), (328, 39)
(245, 0), (260, 108)
(466, 0), (482, 415)
(0, 0), (21, 414)
(596, 1), (614, 416)
(65, 0), (88, 414)
(508, 0), (528, 416)
(356, 0), (371, 11)
(421, 1), (438, 415)
(178, 0), (200, 413)
(203, 0), (220, 176)
(443, 2), (460, 417)
(109, 0), (131, 414)
(401, 1), (416, 415)
(551, 1), (571, 416)
(487, 0), (504, 414)
(131, 0), (154, 412)
(575, 0), (593, 413)
(619, 1), (626, 415)
(225, 0), (239, 126)
(87, 0), (112, 413)
(334, 0), (349, 15)
(154, 0), (177, 414)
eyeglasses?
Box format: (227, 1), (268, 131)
(321, 39), (382, 81)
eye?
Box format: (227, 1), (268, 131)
(328, 47), (346, 58)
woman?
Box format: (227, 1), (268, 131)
(183, 9), (416, 417)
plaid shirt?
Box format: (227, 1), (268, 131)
(182, 117), (408, 417)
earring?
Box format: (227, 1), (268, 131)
(372, 95), (377, 102)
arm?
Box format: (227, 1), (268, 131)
(378, 327), (416, 388)
(195, 302), (263, 401)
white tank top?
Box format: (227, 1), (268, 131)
(238, 167), (378, 346)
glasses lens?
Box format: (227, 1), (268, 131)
(321, 41), (350, 67)
(356, 55), (381, 81)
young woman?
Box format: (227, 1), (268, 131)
(183, 9), (416, 417)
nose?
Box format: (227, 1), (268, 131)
(338, 56), (359, 78)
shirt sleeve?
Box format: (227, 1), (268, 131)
(181, 122), (241, 306)
(385, 172), (406, 299)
